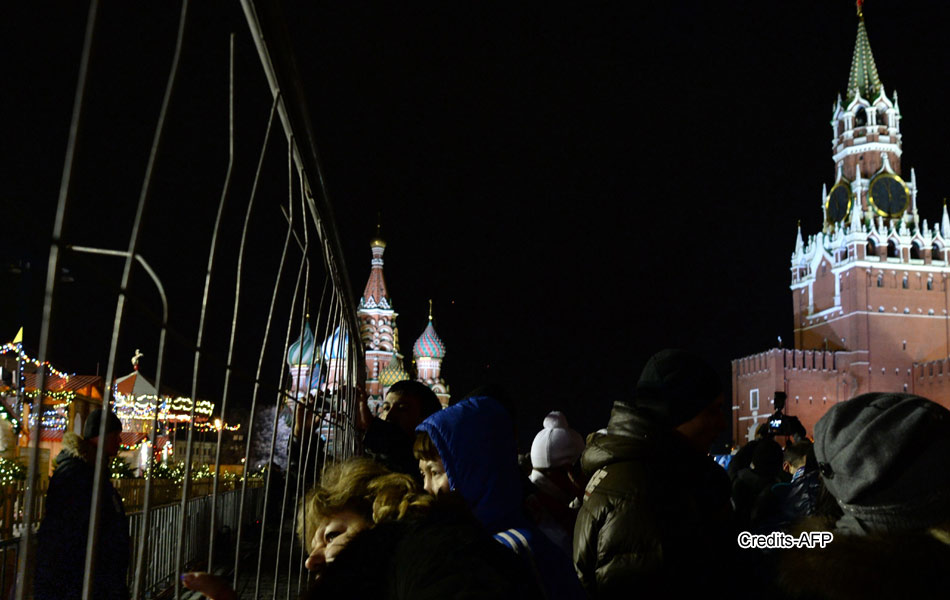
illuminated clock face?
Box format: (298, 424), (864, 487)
(869, 173), (909, 218)
(826, 182), (852, 223)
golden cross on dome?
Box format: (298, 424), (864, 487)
(856, 0), (864, 18)
(428, 299), (433, 321)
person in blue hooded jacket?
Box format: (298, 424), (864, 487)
(415, 393), (588, 599)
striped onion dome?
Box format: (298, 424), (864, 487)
(412, 319), (446, 359)
(287, 322), (319, 367)
(321, 325), (349, 360)
(378, 357), (409, 386)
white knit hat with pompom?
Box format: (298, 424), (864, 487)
(530, 411), (585, 470)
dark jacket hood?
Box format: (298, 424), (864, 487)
(582, 401), (674, 474)
(416, 396), (525, 532)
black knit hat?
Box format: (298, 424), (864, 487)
(83, 408), (123, 440)
(815, 392), (950, 535)
(634, 349), (722, 428)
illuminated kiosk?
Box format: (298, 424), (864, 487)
(112, 369), (215, 473)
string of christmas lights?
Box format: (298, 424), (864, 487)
(25, 389), (77, 403)
(40, 409), (66, 430)
(0, 457), (25, 485)
(192, 420), (241, 432)
(0, 343), (73, 380)
(0, 402), (20, 432)
(112, 393), (214, 418)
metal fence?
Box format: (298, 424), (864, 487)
(128, 486), (265, 599)
(16, 1), (364, 599)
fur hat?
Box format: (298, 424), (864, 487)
(83, 408), (123, 440)
(815, 392), (950, 535)
(530, 412), (585, 470)
(634, 349), (722, 428)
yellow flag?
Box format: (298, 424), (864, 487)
(12, 328), (23, 344)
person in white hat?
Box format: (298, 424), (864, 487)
(526, 411), (586, 557)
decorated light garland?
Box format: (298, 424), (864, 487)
(0, 457), (25, 485)
(192, 419), (241, 432)
(0, 343), (73, 380)
(0, 402), (20, 432)
(25, 389), (77, 404)
(113, 392), (214, 419)
(40, 409), (66, 430)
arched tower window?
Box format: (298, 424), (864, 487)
(933, 243), (944, 261)
(878, 108), (889, 128)
(911, 242), (922, 260)
(867, 239), (877, 257)
(854, 107), (867, 127)
(877, 273), (884, 287)
(887, 240), (899, 258)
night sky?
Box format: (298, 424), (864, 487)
(6, 1), (950, 448)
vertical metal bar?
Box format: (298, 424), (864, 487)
(62, 252), (168, 600)
(254, 245), (308, 599)
(295, 277), (330, 595)
(231, 202), (296, 589)
(81, 3), (189, 599)
(14, 3), (99, 599)
(174, 83), (277, 600)
(207, 36), (271, 573)
(273, 234), (311, 598)
(281, 152), (320, 599)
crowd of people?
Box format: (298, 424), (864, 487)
(32, 349), (950, 599)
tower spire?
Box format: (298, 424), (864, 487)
(942, 200), (950, 238)
(428, 299), (433, 321)
(847, 3), (882, 103)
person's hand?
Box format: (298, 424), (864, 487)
(180, 572), (237, 600)
(293, 397), (322, 438)
(355, 385), (372, 432)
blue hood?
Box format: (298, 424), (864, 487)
(416, 395), (525, 531)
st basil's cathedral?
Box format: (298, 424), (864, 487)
(284, 233), (450, 414)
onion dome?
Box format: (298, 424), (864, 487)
(287, 322), (318, 367)
(321, 325), (350, 360)
(413, 301), (446, 359)
(378, 357), (409, 386)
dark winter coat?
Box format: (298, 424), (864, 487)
(751, 467), (821, 533)
(309, 502), (545, 599)
(573, 402), (734, 598)
(732, 466), (784, 528)
(34, 432), (130, 600)
(775, 517), (950, 599)
(417, 395), (587, 599)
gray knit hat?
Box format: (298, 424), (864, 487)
(815, 392), (950, 535)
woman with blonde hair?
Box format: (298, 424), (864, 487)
(295, 457), (433, 574)
(185, 457), (541, 599)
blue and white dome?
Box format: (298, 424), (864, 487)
(287, 322), (319, 367)
(321, 326), (350, 360)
